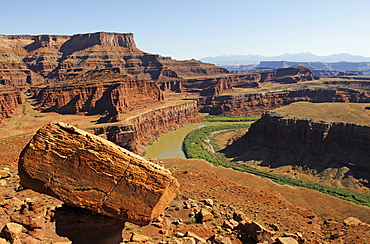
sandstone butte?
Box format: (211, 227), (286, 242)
(18, 122), (180, 225)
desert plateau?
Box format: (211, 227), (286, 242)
(0, 31), (369, 244)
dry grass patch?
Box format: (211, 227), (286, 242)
(274, 102), (370, 126)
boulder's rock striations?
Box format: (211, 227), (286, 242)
(18, 122), (180, 225)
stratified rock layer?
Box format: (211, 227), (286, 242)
(0, 32), (228, 87)
(93, 101), (203, 152)
(18, 122), (180, 225)
(28, 77), (164, 123)
(200, 82), (370, 116)
(0, 86), (22, 121)
(224, 107), (370, 187)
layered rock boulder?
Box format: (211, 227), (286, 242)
(18, 122), (180, 225)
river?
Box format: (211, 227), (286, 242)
(145, 121), (248, 159)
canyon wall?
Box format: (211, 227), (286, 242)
(224, 111), (370, 187)
(0, 86), (22, 121)
(0, 32), (228, 87)
(59, 32), (137, 55)
(28, 78), (164, 123)
(257, 60), (370, 73)
(93, 101), (203, 153)
(199, 85), (370, 116)
(0, 46), (44, 86)
(182, 66), (317, 96)
(257, 66), (318, 84)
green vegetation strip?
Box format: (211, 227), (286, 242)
(202, 114), (261, 122)
(183, 124), (370, 208)
(183, 124), (250, 166)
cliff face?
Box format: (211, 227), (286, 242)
(179, 66), (317, 96)
(29, 77), (164, 123)
(262, 66), (318, 84)
(158, 58), (228, 78)
(199, 86), (370, 116)
(0, 86), (22, 121)
(59, 32), (136, 56)
(93, 101), (203, 153)
(0, 32), (228, 88)
(0, 47), (44, 86)
(244, 66), (319, 84)
(257, 60), (370, 73)
(225, 111), (370, 187)
(0, 32), (318, 100)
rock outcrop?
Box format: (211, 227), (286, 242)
(241, 66), (318, 84)
(199, 81), (370, 116)
(259, 66), (318, 84)
(18, 122), (180, 225)
(0, 32), (228, 88)
(0, 46), (44, 86)
(28, 76), (164, 122)
(257, 60), (370, 74)
(0, 86), (22, 121)
(93, 101), (203, 152)
(181, 66), (317, 96)
(224, 107), (370, 188)
(199, 87), (337, 116)
(59, 32), (137, 56)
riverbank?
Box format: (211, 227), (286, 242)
(144, 121), (251, 158)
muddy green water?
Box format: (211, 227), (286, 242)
(145, 121), (248, 159)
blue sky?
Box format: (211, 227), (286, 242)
(1, 0), (369, 60)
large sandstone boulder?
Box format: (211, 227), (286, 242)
(18, 122), (180, 225)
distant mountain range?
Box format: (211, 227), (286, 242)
(200, 52), (370, 64)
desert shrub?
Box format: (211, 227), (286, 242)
(183, 124), (250, 166)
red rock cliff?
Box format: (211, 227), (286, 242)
(224, 110), (370, 188)
(0, 47), (44, 86)
(0, 86), (22, 121)
(181, 66), (317, 96)
(199, 82), (370, 116)
(28, 77), (164, 123)
(93, 101), (203, 153)
(0, 32), (229, 88)
(60, 32), (137, 55)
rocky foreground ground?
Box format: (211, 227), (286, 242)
(0, 131), (369, 244)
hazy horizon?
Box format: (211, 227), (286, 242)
(2, 0), (370, 60)
(200, 52), (370, 64)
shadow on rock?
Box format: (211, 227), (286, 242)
(54, 204), (125, 244)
